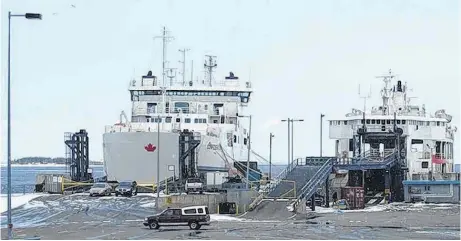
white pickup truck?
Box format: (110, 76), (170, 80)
(185, 178), (204, 194)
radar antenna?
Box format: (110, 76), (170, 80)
(204, 55), (217, 87)
(376, 69), (397, 115)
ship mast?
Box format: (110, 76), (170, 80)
(376, 69), (396, 115)
(179, 48), (190, 86)
(204, 55), (217, 87)
(154, 27), (174, 114)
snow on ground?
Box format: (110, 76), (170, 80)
(0, 193), (45, 213)
(313, 205), (388, 214)
(140, 202), (156, 208)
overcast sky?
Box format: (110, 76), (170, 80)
(1, 0), (460, 164)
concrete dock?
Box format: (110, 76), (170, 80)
(1, 194), (459, 239)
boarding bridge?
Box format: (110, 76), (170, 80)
(248, 150), (404, 216)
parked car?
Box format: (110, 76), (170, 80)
(115, 180), (138, 197)
(185, 178), (204, 194)
(89, 182), (112, 197)
(143, 206), (210, 230)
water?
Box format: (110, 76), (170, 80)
(0, 164), (286, 194)
(0, 165), (105, 194)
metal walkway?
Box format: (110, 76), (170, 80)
(248, 150), (402, 214)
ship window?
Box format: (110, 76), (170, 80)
(154, 118), (162, 123)
(176, 118), (181, 123)
(421, 161), (429, 168)
(366, 120), (370, 124)
(376, 120), (381, 124)
(426, 121), (429, 126)
(386, 120), (390, 124)
(194, 118), (199, 123)
(402, 120), (406, 124)
(397, 120), (401, 124)
(233, 135), (237, 143)
(371, 119), (376, 124)
(442, 122), (445, 126)
(204, 105), (208, 110)
(361, 120), (364, 124)
(330, 121), (333, 125)
(165, 117), (172, 123)
(202, 118), (207, 123)
(421, 162), (429, 168)
(185, 118), (191, 123)
(344, 121), (347, 125)
(244, 138), (248, 145)
(437, 122), (440, 126)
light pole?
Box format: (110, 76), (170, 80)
(281, 118), (304, 167)
(7, 11), (42, 240)
(156, 115), (160, 210)
(238, 114), (252, 189)
(320, 114), (325, 157)
(269, 133), (274, 181)
(281, 118), (291, 167)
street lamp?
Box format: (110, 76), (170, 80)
(269, 133), (274, 181)
(156, 115), (161, 209)
(6, 11), (42, 240)
(237, 114), (252, 189)
(320, 114), (325, 157)
(281, 118), (304, 167)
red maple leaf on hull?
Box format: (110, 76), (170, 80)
(145, 143), (157, 152)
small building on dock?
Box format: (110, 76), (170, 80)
(403, 173), (460, 203)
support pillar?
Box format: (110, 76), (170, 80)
(310, 195), (315, 211)
(384, 169), (391, 203)
(325, 177), (330, 208)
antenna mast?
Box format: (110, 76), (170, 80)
(376, 69), (396, 115)
(204, 55), (217, 87)
(178, 48), (190, 86)
(166, 68), (177, 86)
(358, 84), (371, 114)
(154, 27), (174, 87)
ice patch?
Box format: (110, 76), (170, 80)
(0, 194), (44, 213)
(313, 205), (388, 214)
(137, 193), (171, 197)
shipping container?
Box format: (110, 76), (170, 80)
(206, 172), (229, 190)
(341, 186), (365, 209)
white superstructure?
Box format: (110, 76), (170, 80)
(328, 70), (457, 179)
(103, 30), (253, 183)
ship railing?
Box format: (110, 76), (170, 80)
(133, 107), (233, 116)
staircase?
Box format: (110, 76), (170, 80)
(291, 158), (334, 211)
(248, 157), (334, 212)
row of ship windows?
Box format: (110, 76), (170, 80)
(132, 90), (251, 97)
(147, 117), (208, 124)
(330, 120), (446, 126)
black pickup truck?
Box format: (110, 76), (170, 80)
(143, 206), (211, 230)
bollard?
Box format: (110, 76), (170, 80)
(217, 204), (220, 214)
(236, 204), (239, 215)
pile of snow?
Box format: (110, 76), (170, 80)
(23, 201), (47, 209)
(140, 202), (156, 208)
(210, 214), (245, 222)
(0, 193), (44, 213)
(312, 205), (388, 214)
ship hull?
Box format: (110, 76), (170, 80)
(103, 131), (233, 184)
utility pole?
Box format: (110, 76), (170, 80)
(156, 115), (160, 210)
(191, 60), (194, 84)
(178, 48), (190, 86)
(282, 118), (304, 167)
(320, 114), (325, 157)
(269, 133), (274, 180)
(281, 118), (291, 167)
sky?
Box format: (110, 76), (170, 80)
(1, 0), (460, 164)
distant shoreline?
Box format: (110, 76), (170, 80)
(1, 163), (104, 167)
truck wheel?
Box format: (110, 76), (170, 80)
(149, 221), (160, 229)
(115, 193), (119, 197)
(189, 221), (200, 230)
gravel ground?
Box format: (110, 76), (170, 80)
(1, 194), (459, 240)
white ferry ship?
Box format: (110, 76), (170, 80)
(328, 70), (457, 180)
(103, 30), (252, 184)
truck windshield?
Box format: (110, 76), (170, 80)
(188, 178), (201, 183)
(205, 207), (209, 214)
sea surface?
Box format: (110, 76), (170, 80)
(0, 165), (105, 194)
(0, 164), (286, 194)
